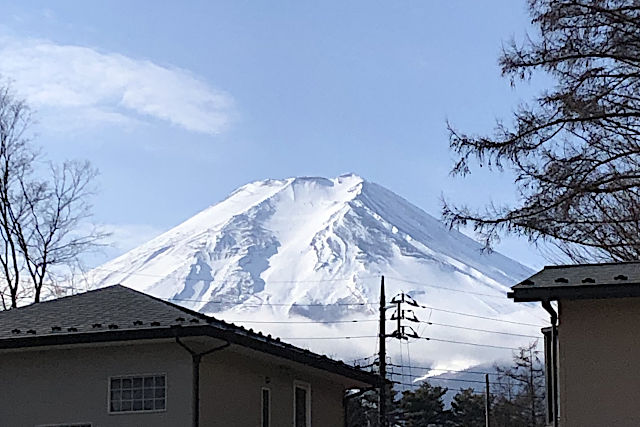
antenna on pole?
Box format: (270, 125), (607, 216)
(378, 275), (388, 427)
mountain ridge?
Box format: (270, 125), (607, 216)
(87, 174), (532, 313)
(86, 174), (544, 368)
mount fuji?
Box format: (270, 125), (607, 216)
(86, 174), (545, 371)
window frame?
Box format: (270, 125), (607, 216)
(293, 380), (311, 427)
(261, 387), (271, 427)
(107, 373), (167, 415)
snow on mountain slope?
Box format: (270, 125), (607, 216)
(86, 174), (545, 370)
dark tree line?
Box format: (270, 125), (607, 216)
(347, 343), (545, 426)
(444, 0), (640, 262)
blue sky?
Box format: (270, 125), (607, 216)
(0, 1), (548, 269)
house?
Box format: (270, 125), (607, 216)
(509, 261), (640, 427)
(0, 285), (377, 427)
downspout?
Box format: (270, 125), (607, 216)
(343, 387), (376, 427)
(541, 300), (558, 427)
(176, 336), (231, 427)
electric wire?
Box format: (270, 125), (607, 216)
(387, 363), (497, 377)
(90, 267), (380, 284)
(220, 318), (540, 339)
(280, 335), (534, 351)
(226, 319), (378, 324)
(420, 321), (540, 338)
(418, 336), (535, 350)
(418, 306), (545, 327)
(386, 276), (507, 299)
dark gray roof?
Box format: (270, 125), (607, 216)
(509, 261), (640, 302)
(0, 285), (377, 386)
(0, 285), (205, 339)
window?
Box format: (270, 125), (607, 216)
(293, 381), (311, 427)
(262, 387), (271, 427)
(109, 374), (166, 413)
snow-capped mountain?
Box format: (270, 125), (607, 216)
(87, 174), (545, 370)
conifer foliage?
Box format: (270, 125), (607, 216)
(445, 0), (640, 262)
(347, 343), (546, 426)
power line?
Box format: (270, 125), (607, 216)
(394, 375), (487, 385)
(390, 382), (475, 394)
(8, 289), (545, 331)
(226, 318), (540, 340)
(386, 276), (508, 299)
(8, 277), (546, 330)
(168, 298), (374, 307)
(418, 336), (536, 350)
(225, 319), (378, 324)
(74, 267), (534, 310)
(279, 334), (536, 351)
(388, 363), (497, 377)
(90, 267), (379, 284)
(419, 306), (545, 327)
(422, 321), (540, 338)
(90, 267), (511, 301)
(280, 335), (377, 340)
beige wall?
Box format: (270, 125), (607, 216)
(0, 338), (359, 427)
(200, 346), (346, 427)
(0, 340), (193, 427)
(558, 298), (640, 427)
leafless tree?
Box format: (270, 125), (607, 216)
(0, 83), (104, 308)
(444, 0), (640, 262)
(494, 342), (545, 427)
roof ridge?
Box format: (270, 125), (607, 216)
(543, 260), (640, 269)
(1, 284), (126, 313)
(115, 285), (267, 338)
(124, 286), (216, 323)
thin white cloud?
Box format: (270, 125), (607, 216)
(0, 37), (234, 134)
(101, 223), (166, 253)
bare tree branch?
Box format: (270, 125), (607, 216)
(0, 81), (105, 307)
(446, 0), (640, 262)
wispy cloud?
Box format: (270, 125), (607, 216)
(0, 37), (234, 134)
(80, 222), (167, 269)
(101, 223), (166, 253)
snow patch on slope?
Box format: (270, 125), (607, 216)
(85, 174), (544, 369)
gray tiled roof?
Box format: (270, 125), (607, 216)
(0, 285), (378, 386)
(509, 261), (640, 302)
(513, 261), (640, 289)
(0, 285), (204, 339)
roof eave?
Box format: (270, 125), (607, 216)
(0, 324), (379, 387)
(509, 283), (640, 302)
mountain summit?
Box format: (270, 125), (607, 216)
(88, 175), (543, 368)
(89, 174), (532, 316)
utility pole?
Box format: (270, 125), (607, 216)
(378, 285), (422, 426)
(378, 276), (387, 427)
(485, 374), (491, 427)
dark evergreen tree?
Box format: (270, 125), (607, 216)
(491, 395), (526, 427)
(449, 388), (485, 427)
(345, 385), (400, 427)
(399, 382), (449, 426)
(445, 0), (640, 262)
(346, 390), (377, 427)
